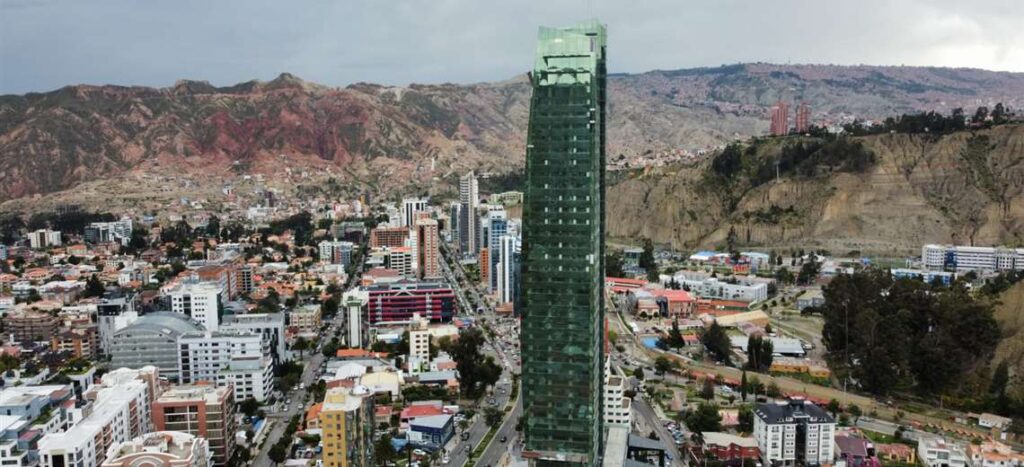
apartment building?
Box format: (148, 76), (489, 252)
(385, 247), (414, 277)
(84, 218), (133, 246)
(402, 198), (428, 228)
(319, 386), (374, 467)
(319, 240), (355, 266)
(152, 385), (236, 466)
(415, 219), (441, 280)
(177, 331), (274, 402)
(289, 305), (322, 333)
(458, 172), (479, 256)
(5, 310), (59, 343)
(37, 371), (155, 467)
(96, 296), (139, 356)
(28, 230), (62, 249)
(343, 291), (367, 349)
(496, 235), (520, 305)
(370, 227), (409, 249)
(219, 312), (287, 368)
(166, 281), (223, 331)
(101, 431), (213, 467)
(753, 399), (835, 467)
(603, 360), (632, 428)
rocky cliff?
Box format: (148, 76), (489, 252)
(607, 124), (1024, 254)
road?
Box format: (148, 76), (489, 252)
(252, 252), (361, 467)
(476, 396), (522, 467)
(633, 396), (684, 467)
(440, 242), (522, 467)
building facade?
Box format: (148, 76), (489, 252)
(176, 331), (274, 402)
(458, 172), (479, 256)
(319, 386), (374, 467)
(770, 101), (789, 136)
(520, 20), (607, 465)
(921, 244), (1024, 274)
(753, 399), (835, 467)
(166, 281), (223, 331)
(365, 281), (455, 324)
(415, 219), (441, 280)
(152, 385), (236, 467)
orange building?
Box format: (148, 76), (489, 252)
(370, 227), (409, 249)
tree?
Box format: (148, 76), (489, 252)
(738, 405), (754, 432)
(268, 444), (287, 464)
(701, 378), (715, 400)
(848, 404), (862, 424)
(726, 226), (739, 256)
(605, 253), (625, 278)
(240, 398), (261, 418)
(654, 356), (673, 375)
(740, 371), (748, 401)
(321, 337), (339, 358)
(485, 407), (503, 428)
(764, 323), (773, 335)
(83, 274), (105, 298)
(701, 321), (732, 365)
(796, 257), (821, 285)
(292, 337), (309, 358)
(745, 335), (774, 372)
(633, 367), (645, 381)
(450, 328), (501, 399)
(766, 381), (781, 398)
(685, 402), (722, 434)
(827, 399), (841, 418)
(640, 238), (658, 282)
(667, 319), (685, 349)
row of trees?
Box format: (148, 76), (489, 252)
(815, 269), (1001, 398)
(843, 103), (1016, 136)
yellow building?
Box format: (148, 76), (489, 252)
(319, 386), (374, 467)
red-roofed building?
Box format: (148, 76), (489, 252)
(654, 289), (697, 317)
(305, 403), (323, 430)
(375, 406), (393, 428)
(401, 405), (444, 427)
(605, 277), (646, 293)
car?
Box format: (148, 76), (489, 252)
(285, 398), (292, 405)
(499, 435), (507, 443)
(442, 456), (451, 465)
(413, 449), (426, 456)
(461, 432), (471, 441)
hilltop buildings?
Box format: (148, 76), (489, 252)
(520, 20), (607, 464)
(922, 244), (1024, 274)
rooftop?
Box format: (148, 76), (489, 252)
(754, 399), (834, 425)
(156, 384), (230, 405)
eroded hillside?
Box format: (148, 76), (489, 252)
(608, 124), (1024, 254)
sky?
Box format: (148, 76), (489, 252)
(2, 0), (1024, 94)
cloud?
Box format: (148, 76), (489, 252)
(1, 0), (1022, 94)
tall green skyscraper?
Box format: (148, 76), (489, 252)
(520, 20), (606, 466)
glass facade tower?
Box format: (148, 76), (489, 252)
(520, 20), (606, 466)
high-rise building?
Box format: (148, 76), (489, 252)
(496, 234), (520, 305)
(96, 296), (138, 356)
(794, 102), (810, 133)
(521, 20), (607, 465)
(166, 281), (223, 331)
(770, 101), (789, 136)
(176, 331), (275, 402)
(486, 211), (508, 291)
(28, 229), (62, 249)
(458, 172), (479, 256)
(319, 386), (375, 467)
(343, 290), (368, 349)
(448, 202), (462, 244)
(402, 198), (428, 228)
(416, 218), (441, 280)
(319, 240), (355, 266)
(370, 227), (409, 249)
(152, 385), (236, 467)
(220, 312), (288, 368)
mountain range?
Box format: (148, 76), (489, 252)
(3, 63), (1024, 205)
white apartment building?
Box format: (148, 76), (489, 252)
(753, 399), (835, 467)
(177, 331), (274, 402)
(603, 359), (632, 428)
(220, 312), (288, 366)
(386, 247), (414, 277)
(678, 277), (768, 302)
(496, 235), (520, 305)
(28, 230), (62, 249)
(318, 240), (354, 266)
(166, 281), (223, 331)
(402, 198), (428, 228)
(918, 437), (969, 467)
(343, 290), (367, 349)
(922, 244), (1024, 274)
(38, 372), (155, 467)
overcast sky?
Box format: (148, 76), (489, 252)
(2, 0), (1023, 94)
